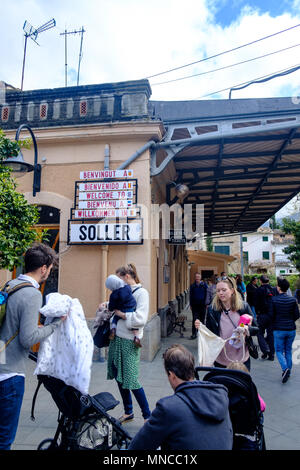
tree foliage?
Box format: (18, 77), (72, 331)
(206, 235), (213, 252)
(281, 217), (300, 272)
(0, 129), (40, 271)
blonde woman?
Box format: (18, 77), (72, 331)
(195, 277), (258, 371)
(106, 263), (151, 423)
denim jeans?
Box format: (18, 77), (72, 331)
(116, 381), (151, 419)
(273, 330), (296, 372)
(0, 375), (25, 450)
(112, 363), (151, 419)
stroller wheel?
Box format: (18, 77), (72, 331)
(37, 438), (58, 450)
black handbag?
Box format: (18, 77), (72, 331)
(93, 320), (110, 348)
(245, 336), (259, 360)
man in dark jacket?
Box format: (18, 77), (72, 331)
(189, 273), (207, 339)
(268, 277), (300, 383)
(128, 344), (233, 450)
(246, 276), (258, 318)
(256, 275), (275, 361)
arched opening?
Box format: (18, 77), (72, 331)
(13, 204), (60, 303)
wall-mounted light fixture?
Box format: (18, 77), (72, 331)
(174, 182), (189, 200)
(2, 124), (41, 197)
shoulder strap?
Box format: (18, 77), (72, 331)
(6, 282), (33, 296)
(132, 286), (142, 294)
(0, 282), (34, 353)
(31, 377), (43, 421)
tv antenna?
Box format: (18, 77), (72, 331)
(60, 27), (86, 87)
(21, 18), (56, 91)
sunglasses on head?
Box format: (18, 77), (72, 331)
(219, 276), (234, 288)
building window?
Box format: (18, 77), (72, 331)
(1, 106), (9, 122)
(262, 251), (270, 260)
(214, 245), (230, 255)
(262, 236), (268, 242)
(40, 103), (48, 120)
(40, 103), (48, 119)
(242, 236), (247, 242)
(80, 100), (87, 116)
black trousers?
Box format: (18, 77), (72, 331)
(191, 303), (206, 336)
(257, 315), (274, 356)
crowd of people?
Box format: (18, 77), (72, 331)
(190, 271), (300, 381)
(0, 242), (299, 451)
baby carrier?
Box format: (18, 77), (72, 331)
(195, 366), (266, 450)
(29, 353), (132, 450)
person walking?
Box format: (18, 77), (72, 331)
(196, 277), (258, 371)
(246, 276), (258, 319)
(268, 277), (300, 383)
(189, 273), (207, 339)
(128, 344), (233, 450)
(205, 275), (217, 308)
(256, 275), (275, 361)
(0, 243), (62, 450)
(236, 274), (246, 301)
(106, 263), (151, 423)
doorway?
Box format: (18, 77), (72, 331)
(13, 205), (60, 301)
(201, 270), (214, 280)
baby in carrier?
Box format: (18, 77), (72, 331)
(95, 275), (141, 348)
(227, 361), (266, 450)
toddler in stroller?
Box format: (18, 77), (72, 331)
(30, 355), (132, 450)
(195, 365), (266, 450)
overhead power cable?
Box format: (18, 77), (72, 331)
(145, 22), (300, 80)
(197, 62), (300, 99)
(151, 42), (300, 86)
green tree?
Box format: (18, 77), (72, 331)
(0, 129), (40, 271)
(206, 235), (213, 252)
(281, 217), (300, 272)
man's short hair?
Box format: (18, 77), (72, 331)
(277, 277), (290, 293)
(163, 344), (195, 381)
(24, 243), (58, 273)
(260, 275), (269, 284)
(251, 276), (257, 282)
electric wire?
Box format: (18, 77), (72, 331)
(144, 22), (300, 80)
(151, 42), (300, 86)
(196, 62), (300, 99)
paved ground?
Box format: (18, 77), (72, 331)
(12, 306), (300, 450)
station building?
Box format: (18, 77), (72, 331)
(1, 79), (300, 359)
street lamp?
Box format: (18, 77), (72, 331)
(3, 124), (41, 197)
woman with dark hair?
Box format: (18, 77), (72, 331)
(195, 277), (258, 371)
(106, 263), (151, 423)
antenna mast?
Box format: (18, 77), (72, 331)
(60, 27), (86, 87)
(21, 18), (56, 91)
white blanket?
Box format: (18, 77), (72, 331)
(34, 292), (94, 395)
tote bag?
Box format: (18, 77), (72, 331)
(93, 320), (110, 348)
(197, 322), (226, 367)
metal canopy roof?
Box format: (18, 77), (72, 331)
(150, 98), (300, 234)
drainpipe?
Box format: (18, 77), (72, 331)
(117, 140), (156, 170)
(240, 233), (244, 280)
(104, 144), (110, 170)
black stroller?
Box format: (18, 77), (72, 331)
(29, 353), (132, 450)
(195, 366), (266, 450)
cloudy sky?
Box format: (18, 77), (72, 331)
(1, 0), (300, 102)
